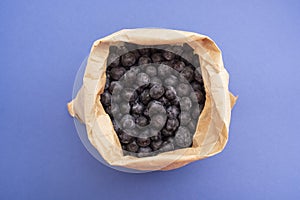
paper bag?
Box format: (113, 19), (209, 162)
(67, 28), (237, 171)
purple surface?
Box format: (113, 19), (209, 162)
(1, 0), (300, 199)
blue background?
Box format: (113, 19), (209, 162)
(1, 0), (300, 199)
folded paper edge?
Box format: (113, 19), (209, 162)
(230, 92), (238, 108)
(67, 101), (75, 117)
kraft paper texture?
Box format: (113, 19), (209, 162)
(68, 28), (237, 171)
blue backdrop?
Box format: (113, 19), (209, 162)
(1, 0), (299, 199)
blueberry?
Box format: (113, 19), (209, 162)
(111, 94), (122, 104)
(180, 97), (192, 111)
(111, 104), (122, 119)
(151, 140), (163, 151)
(164, 75), (179, 87)
(151, 114), (166, 130)
(117, 46), (128, 55)
(131, 102), (144, 115)
(131, 50), (140, 59)
(176, 83), (191, 97)
(175, 127), (192, 148)
(110, 67), (126, 80)
(180, 111), (192, 126)
(165, 118), (179, 131)
(147, 101), (164, 115)
(190, 91), (198, 103)
(100, 91), (111, 106)
(162, 51), (175, 61)
(140, 89), (151, 105)
(150, 76), (162, 85)
(138, 56), (152, 65)
(165, 86), (177, 100)
(157, 64), (171, 77)
(119, 103), (130, 114)
(191, 81), (202, 91)
(136, 72), (150, 87)
(172, 60), (185, 72)
(123, 67), (140, 84)
(194, 90), (205, 103)
(151, 53), (164, 63)
(135, 116), (148, 127)
(180, 66), (194, 82)
(121, 114), (135, 129)
(166, 105), (180, 119)
(194, 68), (203, 83)
(126, 141), (139, 153)
(109, 81), (123, 94)
(119, 131), (134, 144)
(121, 52), (136, 67)
(137, 137), (151, 147)
(150, 84), (165, 99)
(145, 65), (157, 77)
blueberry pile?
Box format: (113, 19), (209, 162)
(101, 43), (206, 157)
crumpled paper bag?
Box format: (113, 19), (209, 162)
(67, 28), (237, 171)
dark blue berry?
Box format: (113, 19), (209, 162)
(175, 127), (192, 148)
(121, 52), (136, 67)
(150, 84), (165, 99)
(138, 56), (152, 65)
(126, 141), (139, 153)
(165, 118), (179, 131)
(137, 137), (151, 147)
(110, 67), (126, 80)
(100, 92), (111, 106)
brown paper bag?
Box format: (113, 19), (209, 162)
(67, 28), (237, 171)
